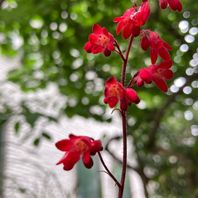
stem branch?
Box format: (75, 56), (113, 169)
(121, 36), (134, 85)
(98, 152), (121, 188)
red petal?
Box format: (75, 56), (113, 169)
(168, 0), (178, 11)
(114, 16), (121, 23)
(161, 69), (174, 80)
(139, 68), (152, 83)
(89, 33), (98, 43)
(102, 27), (109, 36)
(90, 140), (103, 155)
(56, 151), (80, 169)
(163, 41), (172, 50)
(55, 139), (73, 151)
(159, 0), (168, 9)
(104, 49), (111, 57)
(84, 42), (92, 53)
(106, 76), (117, 85)
(122, 23), (133, 39)
(177, 1), (182, 12)
(153, 77), (168, 92)
(132, 26), (140, 37)
(159, 47), (170, 61)
(62, 151), (80, 170)
(91, 46), (103, 54)
(126, 88), (140, 104)
(150, 48), (158, 64)
(107, 43), (115, 51)
(159, 60), (173, 68)
(116, 21), (124, 35)
(82, 152), (93, 169)
(137, 78), (144, 87)
(141, 36), (150, 50)
(93, 24), (102, 34)
(107, 96), (119, 108)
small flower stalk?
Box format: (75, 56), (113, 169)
(55, 0), (182, 197)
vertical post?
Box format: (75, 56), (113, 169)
(0, 119), (6, 198)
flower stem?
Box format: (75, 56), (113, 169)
(114, 40), (125, 62)
(118, 111), (127, 198)
(98, 152), (121, 188)
(121, 35), (134, 85)
(118, 35), (134, 198)
(127, 77), (135, 87)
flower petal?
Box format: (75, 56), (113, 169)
(122, 23), (133, 39)
(159, 47), (170, 61)
(153, 77), (168, 92)
(150, 48), (158, 64)
(90, 140), (103, 155)
(161, 69), (174, 80)
(139, 69), (152, 83)
(92, 24), (102, 34)
(62, 151), (80, 171)
(107, 96), (119, 108)
(159, 60), (173, 68)
(126, 88), (140, 104)
(55, 139), (73, 151)
(84, 42), (92, 53)
(104, 49), (111, 57)
(82, 152), (93, 169)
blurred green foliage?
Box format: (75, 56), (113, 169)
(0, 0), (198, 197)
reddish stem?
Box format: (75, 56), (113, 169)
(127, 77), (135, 87)
(98, 152), (121, 188)
(121, 36), (134, 85)
(114, 40), (125, 62)
(118, 111), (127, 198)
(118, 35), (134, 198)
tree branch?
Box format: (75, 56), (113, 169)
(0, 0), (5, 7)
(147, 73), (198, 149)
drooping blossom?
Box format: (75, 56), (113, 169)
(114, 1), (150, 39)
(55, 134), (103, 170)
(133, 60), (173, 92)
(140, 30), (172, 64)
(84, 24), (115, 56)
(104, 76), (140, 111)
(159, 0), (182, 12)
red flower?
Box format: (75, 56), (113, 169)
(133, 60), (173, 92)
(114, 1), (150, 39)
(140, 30), (172, 64)
(55, 134), (103, 170)
(159, 0), (182, 12)
(84, 24), (115, 56)
(104, 77), (140, 110)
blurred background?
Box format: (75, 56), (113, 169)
(0, 0), (197, 197)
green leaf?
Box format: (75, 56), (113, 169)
(33, 138), (40, 147)
(42, 132), (52, 141)
(14, 121), (20, 135)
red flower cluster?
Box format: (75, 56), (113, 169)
(84, 24), (115, 56)
(133, 60), (173, 92)
(114, 1), (150, 39)
(140, 30), (172, 64)
(56, 134), (103, 170)
(104, 77), (140, 110)
(159, 0), (182, 12)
